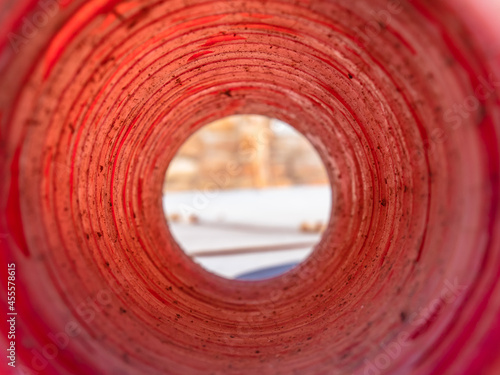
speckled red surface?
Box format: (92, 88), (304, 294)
(1, 0), (499, 374)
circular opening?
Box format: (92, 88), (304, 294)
(163, 115), (332, 280)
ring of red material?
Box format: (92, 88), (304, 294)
(1, 0), (499, 374)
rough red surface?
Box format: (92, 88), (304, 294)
(0, 0), (499, 374)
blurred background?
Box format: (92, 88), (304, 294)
(163, 115), (332, 280)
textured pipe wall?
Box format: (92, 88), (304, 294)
(0, 0), (499, 374)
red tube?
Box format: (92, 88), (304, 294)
(0, 0), (499, 374)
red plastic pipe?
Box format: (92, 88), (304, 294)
(0, 0), (499, 374)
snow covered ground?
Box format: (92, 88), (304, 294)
(162, 185), (332, 279)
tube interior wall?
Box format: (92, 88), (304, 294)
(0, 0), (499, 374)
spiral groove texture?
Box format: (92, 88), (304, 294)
(1, 0), (499, 374)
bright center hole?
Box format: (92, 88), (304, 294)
(163, 115), (332, 280)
